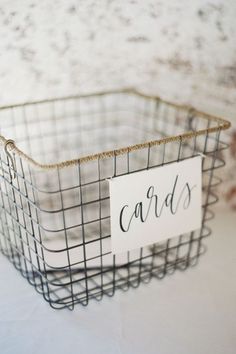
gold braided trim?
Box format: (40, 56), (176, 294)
(0, 88), (231, 170)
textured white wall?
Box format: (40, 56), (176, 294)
(0, 0), (236, 206)
(0, 0), (235, 110)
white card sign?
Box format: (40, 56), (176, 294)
(109, 156), (202, 254)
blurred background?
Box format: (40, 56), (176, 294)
(0, 0), (235, 208)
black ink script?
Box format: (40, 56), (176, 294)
(119, 175), (196, 232)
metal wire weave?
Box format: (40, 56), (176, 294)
(0, 89), (231, 309)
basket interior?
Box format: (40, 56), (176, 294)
(0, 91), (218, 165)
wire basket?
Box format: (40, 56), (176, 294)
(0, 89), (231, 310)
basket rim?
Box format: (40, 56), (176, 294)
(0, 88), (231, 170)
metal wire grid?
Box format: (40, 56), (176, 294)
(0, 91), (229, 309)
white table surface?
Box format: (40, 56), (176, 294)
(0, 209), (235, 354)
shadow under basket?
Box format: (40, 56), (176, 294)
(0, 89), (231, 309)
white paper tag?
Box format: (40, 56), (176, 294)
(109, 156), (202, 254)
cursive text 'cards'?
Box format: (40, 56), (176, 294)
(108, 156), (202, 254)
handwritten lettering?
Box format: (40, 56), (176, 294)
(119, 175), (196, 232)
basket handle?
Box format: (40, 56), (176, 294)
(0, 139), (16, 180)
